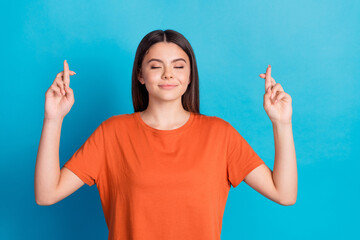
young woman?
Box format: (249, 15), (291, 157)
(35, 29), (297, 239)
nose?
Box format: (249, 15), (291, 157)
(162, 66), (174, 79)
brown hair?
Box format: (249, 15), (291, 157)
(131, 29), (200, 113)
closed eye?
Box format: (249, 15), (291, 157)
(150, 66), (184, 69)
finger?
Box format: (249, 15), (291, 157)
(271, 83), (284, 92)
(63, 60), (70, 86)
(54, 71), (76, 85)
(54, 71), (76, 80)
(55, 77), (68, 96)
(64, 82), (69, 96)
(270, 83), (284, 100)
(50, 84), (61, 95)
(259, 73), (276, 83)
(56, 79), (66, 96)
(275, 92), (287, 103)
(263, 87), (273, 107)
(259, 74), (276, 89)
(265, 65), (272, 92)
(260, 66), (275, 92)
(64, 83), (74, 98)
(50, 84), (62, 96)
(268, 86), (279, 105)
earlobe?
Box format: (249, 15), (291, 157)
(138, 71), (144, 84)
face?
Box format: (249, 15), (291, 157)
(138, 42), (191, 102)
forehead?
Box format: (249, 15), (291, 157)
(144, 42), (189, 61)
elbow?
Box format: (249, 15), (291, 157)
(278, 189), (297, 206)
(35, 194), (54, 206)
(36, 198), (54, 206)
(35, 197), (51, 206)
(35, 185), (57, 206)
(280, 197), (297, 206)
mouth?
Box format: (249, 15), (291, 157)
(158, 84), (178, 89)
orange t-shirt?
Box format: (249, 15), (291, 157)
(63, 112), (265, 239)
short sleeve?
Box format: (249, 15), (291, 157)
(63, 122), (106, 186)
(226, 123), (265, 188)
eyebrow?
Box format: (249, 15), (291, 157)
(147, 58), (187, 64)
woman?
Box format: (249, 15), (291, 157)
(35, 29), (297, 239)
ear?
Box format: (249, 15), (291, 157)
(138, 70), (144, 84)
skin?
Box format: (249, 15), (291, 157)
(35, 60), (85, 205)
(137, 42), (192, 130)
(243, 65), (297, 206)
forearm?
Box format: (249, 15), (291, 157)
(34, 117), (63, 204)
(272, 122), (297, 204)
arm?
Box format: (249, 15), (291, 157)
(244, 122), (297, 206)
(35, 117), (85, 205)
(34, 117), (63, 205)
(272, 122), (297, 204)
(35, 61), (83, 205)
(244, 65), (297, 206)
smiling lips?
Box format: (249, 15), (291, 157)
(159, 84), (178, 89)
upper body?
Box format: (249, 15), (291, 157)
(45, 29), (296, 240)
(63, 110), (265, 239)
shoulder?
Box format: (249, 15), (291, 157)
(100, 113), (135, 130)
(196, 113), (231, 130)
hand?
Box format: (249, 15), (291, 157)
(259, 65), (292, 125)
(44, 60), (76, 120)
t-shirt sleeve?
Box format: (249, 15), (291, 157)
(63, 122), (106, 187)
(226, 122), (265, 188)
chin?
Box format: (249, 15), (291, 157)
(152, 94), (183, 102)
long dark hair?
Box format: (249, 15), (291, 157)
(131, 29), (200, 113)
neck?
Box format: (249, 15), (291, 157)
(140, 98), (190, 130)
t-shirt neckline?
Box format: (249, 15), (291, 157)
(134, 111), (195, 134)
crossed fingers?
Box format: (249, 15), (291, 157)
(52, 61), (76, 95)
(259, 65), (285, 102)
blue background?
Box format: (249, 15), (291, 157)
(1, 0), (359, 239)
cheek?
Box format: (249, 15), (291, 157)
(178, 68), (191, 81)
(183, 72), (191, 84)
(144, 72), (161, 83)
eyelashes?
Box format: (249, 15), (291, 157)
(150, 67), (184, 69)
